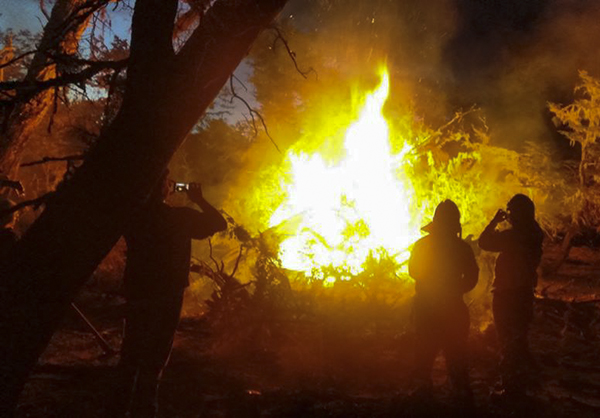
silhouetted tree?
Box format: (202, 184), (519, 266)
(0, 0), (288, 415)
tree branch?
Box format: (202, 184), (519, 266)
(0, 51), (37, 71)
(54, 0), (113, 47)
(0, 1), (291, 411)
(174, 0), (288, 109)
(102, 65), (124, 122)
(24, 0), (111, 83)
(20, 154), (84, 168)
(270, 26), (316, 80)
(39, 0), (52, 21)
(0, 193), (53, 217)
(230, 245), (244, 278)
(207, 238), (220, 272)
(0, 59), (127, 99)
(229, 75), (281, 153)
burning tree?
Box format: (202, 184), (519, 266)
(225, 69), (548, 284)
(548, 71), (600, 269)
(180, 65), (573, 358)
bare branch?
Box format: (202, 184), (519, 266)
(229, 75), (281, 153)
(102, 65), (124, 122)
(0, 193), (52, 217)
(39, 0), (51, 21)
(60, 0), (113, 40)
(50, 53), (126, 67)
(437, 106), (479, 134)
(0, 51), (37, 71)
(207, 238), (220, 271)
(23, 0), (113, 84)
(20, 154), (84, 168)
(0, 59), (127, 100)
(232, 74), (248, 92)
(171, 0), (289, 134)
(270, 26), (317, 80)
(230, 245), (243, 278)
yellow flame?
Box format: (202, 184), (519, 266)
(269, 69), (421, 279)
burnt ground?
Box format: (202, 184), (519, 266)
(14, 244), (600, 418)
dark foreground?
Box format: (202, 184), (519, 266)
(14, 247), (600, 418)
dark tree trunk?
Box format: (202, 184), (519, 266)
(0, 0), (288, 415)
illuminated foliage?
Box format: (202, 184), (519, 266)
(549, 71), (600, 231)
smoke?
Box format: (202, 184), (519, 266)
(183, 0), (600, 263)
(276, 0), (600, 154)
(443, 0), (600, 153)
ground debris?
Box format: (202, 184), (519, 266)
(13, 245), (600, 417)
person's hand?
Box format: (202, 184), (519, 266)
(186, 183), (204, 204)
(492, 209), (507, 224)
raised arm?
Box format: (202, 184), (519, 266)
(173, 184), (227, 239)
(478, 209), (512, 252)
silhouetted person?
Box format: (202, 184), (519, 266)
(115, 171), (227, 418)
(479, 194), (543, 399)
(409, 200), (479, 402)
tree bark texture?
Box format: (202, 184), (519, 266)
(0, 0), (288, 415)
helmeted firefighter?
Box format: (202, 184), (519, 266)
(479, 194), (543, 398)
(409, 199), (479, 400)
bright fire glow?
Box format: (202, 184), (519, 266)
(269, 70), (422, 280)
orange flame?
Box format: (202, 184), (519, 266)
(269, 69), (422, 282)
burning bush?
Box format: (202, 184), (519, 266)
(181, 68), (578, 358)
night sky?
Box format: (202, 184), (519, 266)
(2, 0), (599, 155)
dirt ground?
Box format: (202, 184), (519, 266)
(14, 244), (600, 418)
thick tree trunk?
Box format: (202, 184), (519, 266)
(0, 0), (287, 415)
(0, 0), (93, 178)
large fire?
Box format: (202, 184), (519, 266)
(268, 69), (423, 281)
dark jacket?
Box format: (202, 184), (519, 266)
(124, 202), (226, 299)
(478, 222), (543, 291)
(409, 233), (479, 302)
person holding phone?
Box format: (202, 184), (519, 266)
(114, 170), (227, 418)
(479, 194), (544, 400)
